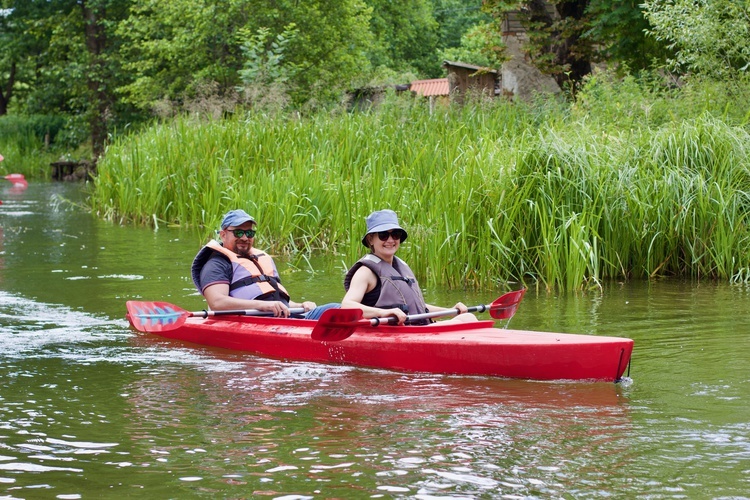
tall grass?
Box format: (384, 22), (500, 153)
(90, 74), (750, 291)
(0, 114), (81, 178)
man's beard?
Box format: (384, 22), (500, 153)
(235, 246), (251, 259)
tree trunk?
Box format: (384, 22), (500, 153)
(554, 0), (591, 87)
(0, 61), (16, 116)
(523, 0), (592, 88)
(81, 0), (109, 161)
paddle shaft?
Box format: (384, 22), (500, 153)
(188, 307), (306, 318)
(370, 304), (492, 326)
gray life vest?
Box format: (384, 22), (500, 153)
(344, 254), (428, 323)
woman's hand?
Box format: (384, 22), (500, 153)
(382, 307), (408, 324)
(452, 302), (469, 314)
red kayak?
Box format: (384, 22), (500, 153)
(126, 295), (633, 382)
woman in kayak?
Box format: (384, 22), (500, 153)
(342, 209), (477, 325)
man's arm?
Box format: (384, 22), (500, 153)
(203, 283), (293, 317)
(200, 257), (292, 317)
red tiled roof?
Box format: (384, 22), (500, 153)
(410, 78), (449, 97)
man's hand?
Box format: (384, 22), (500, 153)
(300, 301), (316, 312)
(257, 300), (291, 317)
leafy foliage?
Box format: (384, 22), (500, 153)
(433, 0), (490, 50)
(439, 22), (507, 68)
(116, 0), (247, 111)
(234, 24), (300, 111)
(237, 24), (300, 87)
(1, 0), (747, 158)
(642, 0), (750, 78)
(365, 0), (440, 78)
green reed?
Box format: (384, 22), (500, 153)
(0, 116), (62, 179)
(91, 79), (750, 291)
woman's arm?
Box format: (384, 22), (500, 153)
(342, 266), (408, 324)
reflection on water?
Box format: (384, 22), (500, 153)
(0, 182), (749, 497)
(115, 350), (633, 498)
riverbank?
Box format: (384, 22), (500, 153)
(89, 73), (750, 291)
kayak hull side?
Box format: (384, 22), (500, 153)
(129, 316), (633, 382)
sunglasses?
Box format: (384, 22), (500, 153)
(376, 229), (405, 242)
(230, 229), (256, 238)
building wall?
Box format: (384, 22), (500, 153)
(501, 35), (561, 100)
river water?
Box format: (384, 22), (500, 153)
(1, 181), (748, 499)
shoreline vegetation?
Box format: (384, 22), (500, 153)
(12, 72), (750, 291)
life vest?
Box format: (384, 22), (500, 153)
(191, 240), (290, 302)
(344, 253), (428, 323)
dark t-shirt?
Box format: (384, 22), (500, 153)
(198, 254), (232, 292)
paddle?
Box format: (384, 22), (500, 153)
(4, 173), (28, 190)
(310, 288), (527, 342)
(126, 300), (306, 333)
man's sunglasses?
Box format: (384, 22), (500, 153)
(230, 229), (256, 238)
(376, 229), (405, 242)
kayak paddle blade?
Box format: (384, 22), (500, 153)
(489, 289), (526, 319)
(126, 300), (189, 333)
(310, 308), (364, 342)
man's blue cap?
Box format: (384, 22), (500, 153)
(221, 209), (256, 229)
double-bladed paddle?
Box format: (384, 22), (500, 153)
(310, 288), (526, 342)
(126, 300), (306, 333)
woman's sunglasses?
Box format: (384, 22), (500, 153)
(230, 229), (256, 238)
(376, 229), (405, 242)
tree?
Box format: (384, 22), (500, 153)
(264, 0), (373, 105)
(482, 0), (670, 89)
(642, 0), (750, 78)
(1, 0), (133, 157)
(0, 0), (63, 115)
(432, 0), (503, 68)
(0, 7), (16, 115)
(439, 22), (506, 68)
(364, 0), (441, 78)
(116, 0), (248, 112)
(81, 0), (110, 157)
(586, 0), (670, 72)
(236, 24), (300, 110)
(117, 0), (374, 111)
(432, 0), (490, 51)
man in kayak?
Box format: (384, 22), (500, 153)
(192, 209), (338, 319)
(342, 209), (477, 325)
